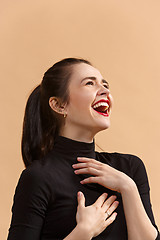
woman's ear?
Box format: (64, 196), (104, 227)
(49, 97), (67, 116)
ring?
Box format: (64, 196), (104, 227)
(106, 211), (110, 219)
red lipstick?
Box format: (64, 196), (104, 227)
(92, 99), (110, 117)
(92, 99), (110, 106)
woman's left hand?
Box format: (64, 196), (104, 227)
(72, 157), (131, 193)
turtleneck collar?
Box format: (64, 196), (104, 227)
(53, 135), (96, 159)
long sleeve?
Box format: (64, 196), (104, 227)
(7, 166), (52, 240)
(98, 151), (160, 239)
(7, 137), (160, 240)
(130, 155), (160, 239)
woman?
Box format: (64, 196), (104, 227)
(8, 58), (159, 240)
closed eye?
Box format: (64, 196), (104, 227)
(86, 82), (109, 89)
(86, 81), (94, 85)
(103, 83), (109, 89)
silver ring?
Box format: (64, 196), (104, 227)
(106, 211), (110, 219)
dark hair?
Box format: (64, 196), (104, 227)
(21, 58), (92, 167)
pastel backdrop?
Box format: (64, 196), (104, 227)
(1, 0), (160, 239)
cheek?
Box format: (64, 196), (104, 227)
(69, 91), (94, 112)
(109, 94), (114, 108)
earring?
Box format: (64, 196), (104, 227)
(63, 112), (67, 118)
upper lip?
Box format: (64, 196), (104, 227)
(92, 99), (110, 107)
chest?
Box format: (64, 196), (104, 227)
(41, 160), (127, 239)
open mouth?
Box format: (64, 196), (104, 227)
(92, 100), (110, 117)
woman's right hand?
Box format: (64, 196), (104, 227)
(76, 192), (119, 238)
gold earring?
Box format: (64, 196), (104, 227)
(63, 112), (67, 118)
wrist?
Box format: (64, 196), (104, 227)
(119, 174), (136, 194)
(64, 224), (93, 240)
(76, 223), (93, 240)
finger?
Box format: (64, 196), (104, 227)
(72, 163), (87, 169)
(106, 201), (119, 216)
(105, 212), (117, 226)
(93, 193), (108, 207)
(102, 195), (117, 210)
(80, 176), (101, 185)
(72, 162), (99, 170)
(77, 157), (101, 165)
(74, 167), (100, 176)
(77, 191), (85, 207)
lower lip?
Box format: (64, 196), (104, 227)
(93, 109), (109, 117)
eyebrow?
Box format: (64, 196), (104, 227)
(81, 76), (109, 85)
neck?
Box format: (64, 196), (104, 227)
(60, 126), (96, 143)
(53, 135), (96, 161)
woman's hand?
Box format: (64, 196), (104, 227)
(73, 157), (132, 193)
(76, 192), (119, 238)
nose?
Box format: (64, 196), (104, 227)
(97, 84), (110, 96)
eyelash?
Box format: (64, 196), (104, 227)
(85, 81), (109, 89)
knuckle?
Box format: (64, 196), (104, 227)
(95, 206), (99, 211)
(113, 201), (119, 209)
(98, 164), (103, 170)
(110, 195), (116, 202)
(111, 214), (116, 221)
(99, 176), (103, 182)
(89, 177), (94, 182)
(87, 177), (91, 183)
(108, 217), (114, 224)
(102, 193), (108, 200)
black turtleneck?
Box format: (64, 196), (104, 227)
(7, 136), (159, 240)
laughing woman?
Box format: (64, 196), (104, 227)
(8, 58), (159, 240)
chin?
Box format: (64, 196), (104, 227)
(100, 123), (110, 131)
(93, 119), (111, 134)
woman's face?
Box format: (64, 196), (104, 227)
(62, 63), (113, 139)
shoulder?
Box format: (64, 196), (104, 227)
(96, 151), (144, 168)
(13, 160), (56, 206)
(96, 151), (147, 179)
(17, 159), (54, 193)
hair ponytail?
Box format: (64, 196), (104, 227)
(21, 58), (92, 167)
(21, 83), (60, 167)
(21, 85), (42, 167)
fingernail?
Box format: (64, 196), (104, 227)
(78, 191), (82, 197)
(72, 164), (76, 168)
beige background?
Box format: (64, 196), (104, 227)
(1, 0), (160, 239)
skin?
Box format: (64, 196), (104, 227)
(49, 63), (158, 240)
(50, 62), (113, 143)
(73, 157), (158, 240)
(76, 192), (118, 239)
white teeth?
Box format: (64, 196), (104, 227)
(92, 102), (109, 109)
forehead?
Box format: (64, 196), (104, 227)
(70, 63), (103, 84)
